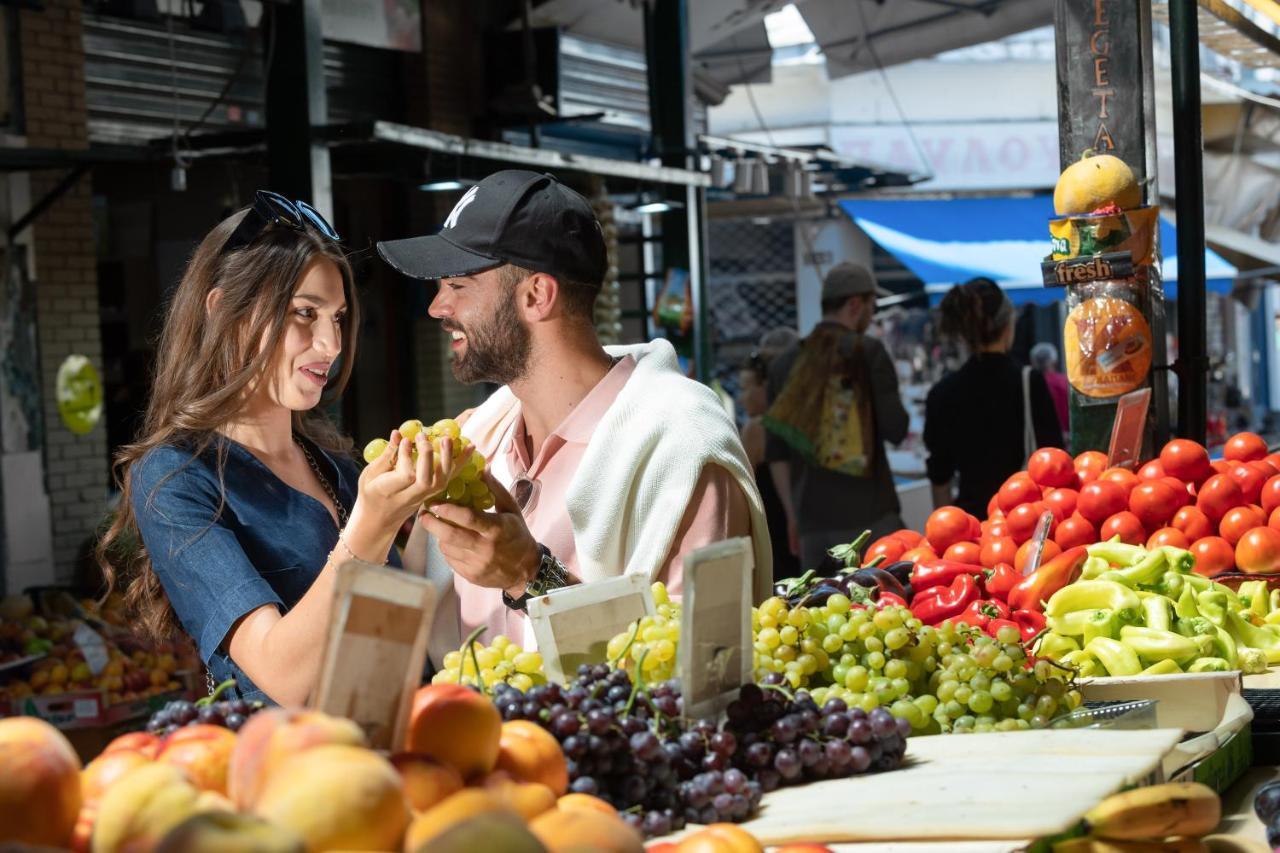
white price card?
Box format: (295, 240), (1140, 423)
(312, 561), (436, 750)
(72, 622), (111, 676)
(528, 574), (655, 686)
(679, 538), (754, 721)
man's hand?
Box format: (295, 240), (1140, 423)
(418, 472), (540, 596)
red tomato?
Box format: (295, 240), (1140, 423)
(1137, 460), (1166, 480)
(1236, 526), (1280, 575)
(980, 536), (1019, 569)
(1014, 539), (1061, 573)
(1268, 452), (1280, 471)
(900, 546), (937, 565)
(1128, 481), (1181, 531)
(889, 529), (924, 548)
(1225, 431), (1269, 463)
(1191, 536), (1236, 577)
(1196, 473), (1245, 524)
(986, 494), (1000, 519)
(1228, 463), (1266, 506)
(943, 541), (982, 565)
(1220, 505), (1268, 546)
(1161, 477), (1194, 503)
(1099, 467), (1140, 497)
(925, 507), (972, 552)
(1028, 448), (1076, 489)
(1211, 459), (1232, 476)
(1100, 511), (1146, 546)
(1271, 506), (1280, 531)
(1074, 451), (1109, 487)
(1259, 475), (1280, 516)
(864, 537), (907, 566)
(1160, 439), (1213, 486)
(1043, 488), (1079, 522)
(1250, 460), (1280, 480)
(1006, 501), (1051, 545)
(1055, 513), (1098, 549)
(1077, 481), (1128, 525)
(967, 514), (983, 541)
(1147, 527), (1190, 549)
(1171, 505), (1214, 541)
(997, 474), (1042, 513)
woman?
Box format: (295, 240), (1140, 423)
(924, 278), (1062, 517)
(98, 192), (446, 706)
(739, 339), (799, 580)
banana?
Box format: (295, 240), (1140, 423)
(1054, 837), (1207, 852)
(1084, 783), (1221, 841)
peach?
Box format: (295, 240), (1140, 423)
(486, 778), (557, 821)
(495, 720), (569, 795)
(529, 807), (644, 853)
(103, 731), (162, 759)
(227, 708), (366, 810)
(92, 763), (205, 853)
(82, 748), (152, 804)
(155, 810), (306, 853)
(252, 744), (410, 853)
(675, 825), (765, 853)
(157, 724), (237, 794)
(557, 793), (618, 816)
(402, 788), (518, 852)
(390, 753), (464, 812)
(71, 802), (97, 853)
(408, 812), (546, 853)
(0, 716), (83, 846)
(404, 684), (501, 781)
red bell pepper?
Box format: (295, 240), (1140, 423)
(986, 618), (1021, 640)
(959, 599), (1011, 631)
(983, 562), (1019, 603)
(1011, 609), (1047, 642)
(910, 573), (981, 626)
(877, 591), (908, 608)
(910, 559), (986, 595)
(1007, 546), (1089, 614)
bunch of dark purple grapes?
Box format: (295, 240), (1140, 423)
(723, 676), (910, 793)
(492, 664), (762, 838)
(146, 696), (264, 736)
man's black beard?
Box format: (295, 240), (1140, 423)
(448, 295), (531, 386)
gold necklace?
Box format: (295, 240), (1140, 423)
(294, 436), (348, 529)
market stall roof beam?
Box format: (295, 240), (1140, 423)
(1151, 0), (1280, 69)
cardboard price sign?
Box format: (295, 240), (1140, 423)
(679, 538), (754, 721)
(528, 574), (655, 685)
(1107, 387), (1152, 470)
(311, 561), (436, 751)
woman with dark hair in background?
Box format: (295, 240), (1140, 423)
(739, 328), (801, 579)
(924, 278), (1063, 516)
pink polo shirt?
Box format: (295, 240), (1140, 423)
(454, 356), (752, 646)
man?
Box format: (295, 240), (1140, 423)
(1030, 342), (1069, 440)
(765, 262), (909, 570)
(377, 170), (772, 660)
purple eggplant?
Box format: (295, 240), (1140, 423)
(840, 567), (908, 603)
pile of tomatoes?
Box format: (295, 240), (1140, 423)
(877, 432), (1280, 579)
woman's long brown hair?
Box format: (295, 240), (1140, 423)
(96, 208), (361, 640)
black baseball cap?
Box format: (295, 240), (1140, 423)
(377, 170), (607, 285)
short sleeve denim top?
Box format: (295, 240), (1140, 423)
(130, 435), (400, 704)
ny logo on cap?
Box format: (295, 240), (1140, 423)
(443, 186), (479, 230)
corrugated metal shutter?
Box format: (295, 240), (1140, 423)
(82, 13), (400, 146)
(559, 33), (707, 136)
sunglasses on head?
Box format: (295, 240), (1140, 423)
(221, 190), (340, 255)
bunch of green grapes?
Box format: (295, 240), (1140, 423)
(752, 595), (828, 690)
(432, 634), (546, 691)
(605, 582), (680, 682)
(363, 418), (494, 511)
(752, 595), (1081, 735)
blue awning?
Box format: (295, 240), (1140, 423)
(839, 196), (1237, 307)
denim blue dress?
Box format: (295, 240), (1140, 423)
(130, 435), (401, 704)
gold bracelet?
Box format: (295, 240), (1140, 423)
(334, 530), (388, 566)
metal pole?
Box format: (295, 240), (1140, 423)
(1170, 0), (1207, 443)
(264, 0), (332, 219)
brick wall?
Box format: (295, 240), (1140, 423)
(20, 0), (106, 579)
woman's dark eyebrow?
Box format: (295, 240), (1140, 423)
(293, 293), (347, 310)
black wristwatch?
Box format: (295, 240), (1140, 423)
(503, 543), (571, 611)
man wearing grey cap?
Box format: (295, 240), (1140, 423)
(763, 262), (910, 569)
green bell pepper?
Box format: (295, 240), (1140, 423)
(1046, 581), (1141, 619)
(1112, 549), (1170, 587)
(1085, 636), (1143, 677)
(1141, 595), (1173, 633)
(1188, 658), (1232, 673)
(1034, 632), (1080, 660)
(1118, 625), (1201, 664)
(1081, 556), (1112, 581)
(1238, 580), (1270, 619)
(1083, 609), (1121, 645)
(1140, 659), (1183, 676)
(1158, 572), (1186, 601)
(1086, 539), (1148, 567)
(1226, 609), (1280, 664)
(1197, 590), (1233, 627)
(1174, 583), (1201, 620)
(1214, 625), (1239, 669)
(1174, 616), (1214, 637)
